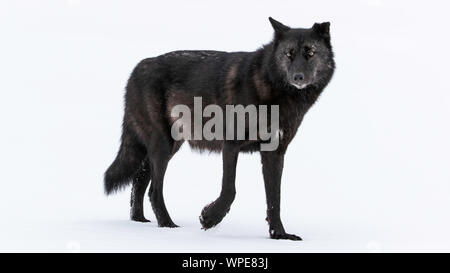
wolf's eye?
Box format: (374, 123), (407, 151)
(305, 47), (315, 57)
(285, 50), (293, 59)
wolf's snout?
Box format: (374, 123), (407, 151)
(290, 73), (308, 89)
(293, 73), (304, 83)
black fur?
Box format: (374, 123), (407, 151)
(104, 17), (335, 240)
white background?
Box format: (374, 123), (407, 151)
(1, 0), (450, 252)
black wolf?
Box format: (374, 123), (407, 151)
(104, 17), (335, 240)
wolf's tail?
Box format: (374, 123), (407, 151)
(104, 126), (147, 195)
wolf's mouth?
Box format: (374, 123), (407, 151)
(290, 83), (308, 90)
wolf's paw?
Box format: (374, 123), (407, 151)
(199, 202), (229, 230)
(131, 216), (151, 223)
(158, 221), (179, 228)
(131, 211), (151, 223)
(270, 231), (302, 241)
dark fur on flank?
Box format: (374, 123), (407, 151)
(104, 17), (335, 240)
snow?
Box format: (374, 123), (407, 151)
(1, 0), (450, 252)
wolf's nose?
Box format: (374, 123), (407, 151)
(293, 73), (304, 82)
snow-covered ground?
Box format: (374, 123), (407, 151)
(1, 0), (450, 252)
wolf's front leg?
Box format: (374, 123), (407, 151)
(261, 151), (302, 241)
(200, 142), (240, 229)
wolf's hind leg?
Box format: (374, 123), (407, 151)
(130, 158), (151, 222)
(148, 139), (178, 228)
(200, 142), (239, 229)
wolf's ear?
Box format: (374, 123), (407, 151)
(313, 22), (330, 39)
(269, 17), (290, 35)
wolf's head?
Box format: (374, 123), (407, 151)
(267, 17), (335, 91)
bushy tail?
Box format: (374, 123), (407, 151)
(104, 127), (147, 195)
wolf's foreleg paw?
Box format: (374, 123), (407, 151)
(199, 201), (230, 230)
(270, 230), (302, 241)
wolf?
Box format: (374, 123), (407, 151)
(104, 17), (335, 240)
